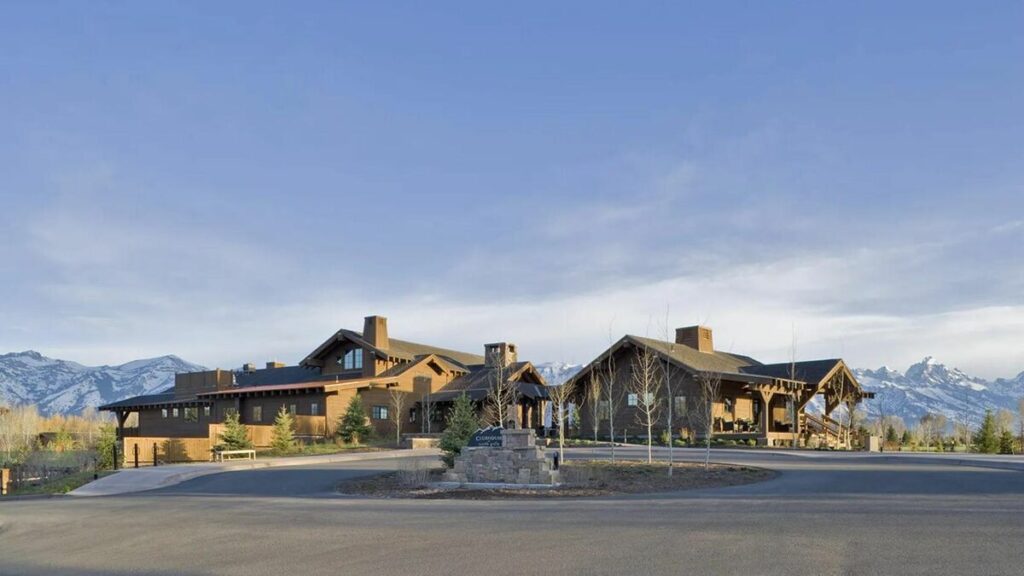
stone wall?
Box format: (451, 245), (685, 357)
(444, 429), (559, 485)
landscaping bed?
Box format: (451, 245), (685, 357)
(338, 459), (775, 499)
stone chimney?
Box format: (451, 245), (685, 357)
(484, 342), (518, 368)
(266, 361), (285, 369)
(363, 315), (389, 349)
(676, 326), (714, 353)
(242, 362), (257, 373)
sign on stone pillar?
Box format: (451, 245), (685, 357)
(467, 426), (503, 447)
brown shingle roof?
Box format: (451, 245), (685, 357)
(627, 335), (762, 374)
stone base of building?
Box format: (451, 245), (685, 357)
(444, 429), (560, 485)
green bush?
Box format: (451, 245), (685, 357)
(658, 430), (671, 447)
(95, 424), (118, 470)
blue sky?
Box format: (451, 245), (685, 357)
(1, 2), (1022, 377)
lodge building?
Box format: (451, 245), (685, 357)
(99, 316), (549, 462)
(567, 326), (873, 447)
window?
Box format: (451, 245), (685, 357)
(627, 393), (638, 407)
(203, 406), (211, 418)
(289, 404), (297, 416)
(723, 397), (734, 416)
(372, 406), (389, 420)
(172, 407), (180, 418)
(338, 349), (364, 370)
(161, 408), (168, 418)
(184, 407), (198, 423)
(598, 401), (610, 421)
(409, 408), (417, 423)
(252, 405), (263, 423)
(311, 403), (319, 416)
(673, 396), (687, 416)
(644, 392), (655, 405)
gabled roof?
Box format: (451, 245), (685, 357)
(375, 353), (471, 378)
(628, 335), (762, 374)
(740, 359), (845, 386)
(429, 361), (549, 403)
(300, 329), (484, 368)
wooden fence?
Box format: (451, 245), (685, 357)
(122, 437), (212, 465)
(1, 450), (95, 494)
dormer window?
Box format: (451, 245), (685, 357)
(338, 348), (363, 370)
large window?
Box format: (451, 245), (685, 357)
(372, 406), (389, 420)
(184, 407), (198, 423)
(627, 393), (638, 407)
(161, 408), (168, 418)
(311, 403), (319, 416)
(252, 405), (263, 423)
(203, 406), (211, 418)
(339, 349), (363, 370)
(289, 404), (297, 416)
(172, 407), (180, 418)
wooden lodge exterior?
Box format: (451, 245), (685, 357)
(566, 326), (873, 448)
(99, 316), (549, 462)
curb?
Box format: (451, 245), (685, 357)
(69, 448), (440, 497)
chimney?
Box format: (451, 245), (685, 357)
(676, 326), (714, 353)
(266, 361), (285, 369)
(484, 342), (518, 368)
(242, 362), (257, 373)
(363, 315), (389, 349)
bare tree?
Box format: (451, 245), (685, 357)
(660, 309), (677, 476)
(691, 371), (721, 471)
(0, 404), (41, 465)
(587, 371), (602, 443)
(601, 351), (622, 462)
(994, 409), (1015, 436)
(485, 348), (518, 428)
(389, 388), (408, 446)
(628, 346), (662, 463)
(1018, 398), (1024, 453)
(547, 379), (576, 465)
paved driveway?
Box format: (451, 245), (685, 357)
(2, 448), (1022, 576)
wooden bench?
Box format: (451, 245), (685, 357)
(213, 449), (256, 462)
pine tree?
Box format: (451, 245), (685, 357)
(998, 428), (1015, 455)
(217, 410), (252, 450)
(974, 410), (998, 454)
(270, 405), (296, 454)
(885, 425), (898, 445)
(337, 395), (373, 445)
(439, 393), (480, 468)
(900, 429), (912, 447)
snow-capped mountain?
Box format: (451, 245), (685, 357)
(854, 357), (1023, 426)
(536, 358), (1024, 427)
(0, 351), (206, 415)
(535, 361), (584, 386)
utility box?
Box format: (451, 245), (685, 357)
(865, 435), (881, 452)
(1, 468), (10, 496)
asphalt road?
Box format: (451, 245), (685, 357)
(2, 448), (1023, 576)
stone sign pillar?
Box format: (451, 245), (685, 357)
(445, 427), (559, 486)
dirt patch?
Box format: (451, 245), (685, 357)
(338, 459), (775, 499)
